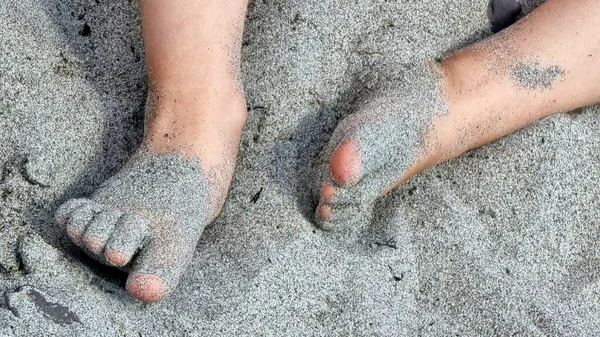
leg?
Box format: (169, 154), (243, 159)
(55, 0), (248, 302)
(317, 0), (600, 229)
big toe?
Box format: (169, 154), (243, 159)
(126, 273), (167, 303)
(125, 234), (193, 303)
(329, 139), (362, 187)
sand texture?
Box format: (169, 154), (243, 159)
(2, 0), (600, 336)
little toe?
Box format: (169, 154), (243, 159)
(65, 201), (100, 246)
(81, 208), (122, 256)
(104, 213), (150, 267)
(329, 139), (362, 187)
(55, 198), (92, 228)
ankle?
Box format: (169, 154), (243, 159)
(146, 85), (247, 132)
(426, 51), (501, 161)
(440, 49), (494, 103)
(435, 47), (553, 160)
(441, 46), (552, 114)
(141, 85), (247, 165)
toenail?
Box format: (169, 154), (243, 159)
(319, 204), (332, 220)
(127, 274), (166, 303)
(106, 250), (128, 267)
(321, 184), (335, 203)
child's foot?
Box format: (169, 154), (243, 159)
(315, 29), (571, 231)
(315, 63), (454, 230)
(55, 87), (246, 303)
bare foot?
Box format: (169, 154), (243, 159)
(316, 0), (600, 231)
(56, 89), (246, 302)
(54, 0), (249, 303)
(315, 63), (452, 230)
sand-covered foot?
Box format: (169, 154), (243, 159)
(55, 153), (210, 303)
(55, 91), (246, 303)
(316, 63), (452, 231)
(316, 0), (600, 232)
(52, 0), (250, 302)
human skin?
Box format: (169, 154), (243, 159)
(55, 0), (249, 303)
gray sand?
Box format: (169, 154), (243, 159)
(2, 0), (600, 336)
(512, 62), (565, 90)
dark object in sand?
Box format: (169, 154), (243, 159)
(488, 0), (522, 33)
(4, 285), (81, 325)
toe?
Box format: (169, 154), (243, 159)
(64, 201), (99, 245)
(105, 251), (129, 268)
(104, 213), (150, 267)
(55, 198), (91, 228)
(329, 139), (362, 187)
(316, 185), (366, 226)
(81, 208), (122, 256)
(321, 184), (336, 203)
(318, 203), (332, 220)
(126, 274), (166, 303)
(126, 229), (195, 303)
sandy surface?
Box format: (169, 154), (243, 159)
(1, 0), (600, 335)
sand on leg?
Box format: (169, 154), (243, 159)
(317, 0), (600, 230)
(55, 0), (249, 303)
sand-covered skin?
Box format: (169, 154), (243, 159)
(54, 151), (214, 302)
(512, 62), (565, 90)
(2, 0), (600, 336)
(315, 63), (448, 233)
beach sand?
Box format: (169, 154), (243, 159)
(1, 0), (599, 335)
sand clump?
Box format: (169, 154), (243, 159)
(512, 62), (565, 90)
